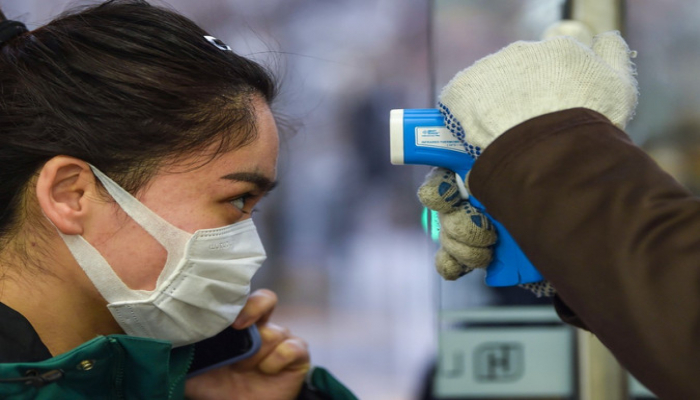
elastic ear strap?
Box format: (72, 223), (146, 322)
(43, 210), (139, 302)
(57, 231), (147, 303)
(89, 165), (190, 250)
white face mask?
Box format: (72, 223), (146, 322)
(57, 165), (266, 347)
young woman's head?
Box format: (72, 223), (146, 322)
(0, 0), (277, 238)
(1, 0), (278, 242)
(0, 0), (280, 349)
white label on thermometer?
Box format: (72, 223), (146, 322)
(415, 126), (467, 153)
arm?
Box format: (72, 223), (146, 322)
(470, 107), (700, 399)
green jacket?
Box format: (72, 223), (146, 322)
(0, 303), (357, 400)
(0, 335), (192, 399)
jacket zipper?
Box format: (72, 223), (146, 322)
(108, 337), (126, 400)
(168, 345), (195, 399)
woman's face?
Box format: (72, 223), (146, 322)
(83, 96), (279, 291)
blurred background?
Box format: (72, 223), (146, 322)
(3, 0), (700, 398)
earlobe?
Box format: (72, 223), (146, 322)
(36, 157), (95, 236)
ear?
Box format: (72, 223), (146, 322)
(36, 156), (97, 235)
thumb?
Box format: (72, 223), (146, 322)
(591, 31), (635, 78)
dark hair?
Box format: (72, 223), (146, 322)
(0, 0), (277, 239)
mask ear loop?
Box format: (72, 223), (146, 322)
(89, 165), (192, 285)
(55, 227), (140, 303)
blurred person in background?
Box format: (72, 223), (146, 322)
(0, 1), (356, 399)
(418, 31), (700, 399)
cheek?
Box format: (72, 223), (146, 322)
(140, 185), (225, 232)
(91, 218), (168, 291)
(150, 198), (234, 232)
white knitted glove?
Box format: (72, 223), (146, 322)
(418, 168), (557, 296)
(417, 168), (497, 280)
(438, 31), (638, 158)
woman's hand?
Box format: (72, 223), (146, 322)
(185, 289), (311, 400)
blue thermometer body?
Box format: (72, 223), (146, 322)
(390, 108), (543, 286)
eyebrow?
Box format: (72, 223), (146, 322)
(220, 172), (278, 193)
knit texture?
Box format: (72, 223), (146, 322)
(418, 168), (496, 280)
(520, 280), (557, 297)
(439, 31), (638, 155)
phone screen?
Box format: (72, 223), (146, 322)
(186, 325), (262, 378)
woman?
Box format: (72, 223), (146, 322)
(0, 1), (355, 399)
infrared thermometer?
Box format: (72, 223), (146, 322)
(390, 108), (543, 286)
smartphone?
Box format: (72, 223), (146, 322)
(186, 325), (262, 378)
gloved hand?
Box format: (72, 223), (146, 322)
(417, 168), (496, 280)
(418, 167), (557, 296)
(438, 31), (638, 158)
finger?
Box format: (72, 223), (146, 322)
(233, 289), (278, 329)
(591, 31), (635, 77)
(232, 322), (291, 370)
(258, 322), (291, 349)
(439, 203), (497, 247)
(435, 248), (474, 280)
(439, 232), (493, 269)
(258, 337), (311, 375)
(417, 168), (462, 213)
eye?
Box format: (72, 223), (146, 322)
(229, 193), (260, 215)
(230, 196), (247, 211)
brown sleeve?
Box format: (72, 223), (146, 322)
(469, 108), (700, 399)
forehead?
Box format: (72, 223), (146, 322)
(209, 100), (279, 178)
(155, 97), (279, 184)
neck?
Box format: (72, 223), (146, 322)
(0, 237), (123, 357)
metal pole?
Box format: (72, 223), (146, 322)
(571, 0), (626, 36)
(577, 330), (629, 400)
(567, 1), (629, 397)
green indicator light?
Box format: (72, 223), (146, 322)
(430, 209), (440, 242)
(421, 207), (429, 232)
(421, 207), (441, 243)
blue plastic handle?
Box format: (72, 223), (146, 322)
(396, 108), (543, 286)
(466, 195), (543, 286)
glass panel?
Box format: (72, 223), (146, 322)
(431, 2), (576, 398)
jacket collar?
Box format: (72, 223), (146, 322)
(0, 302), (51, 363)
